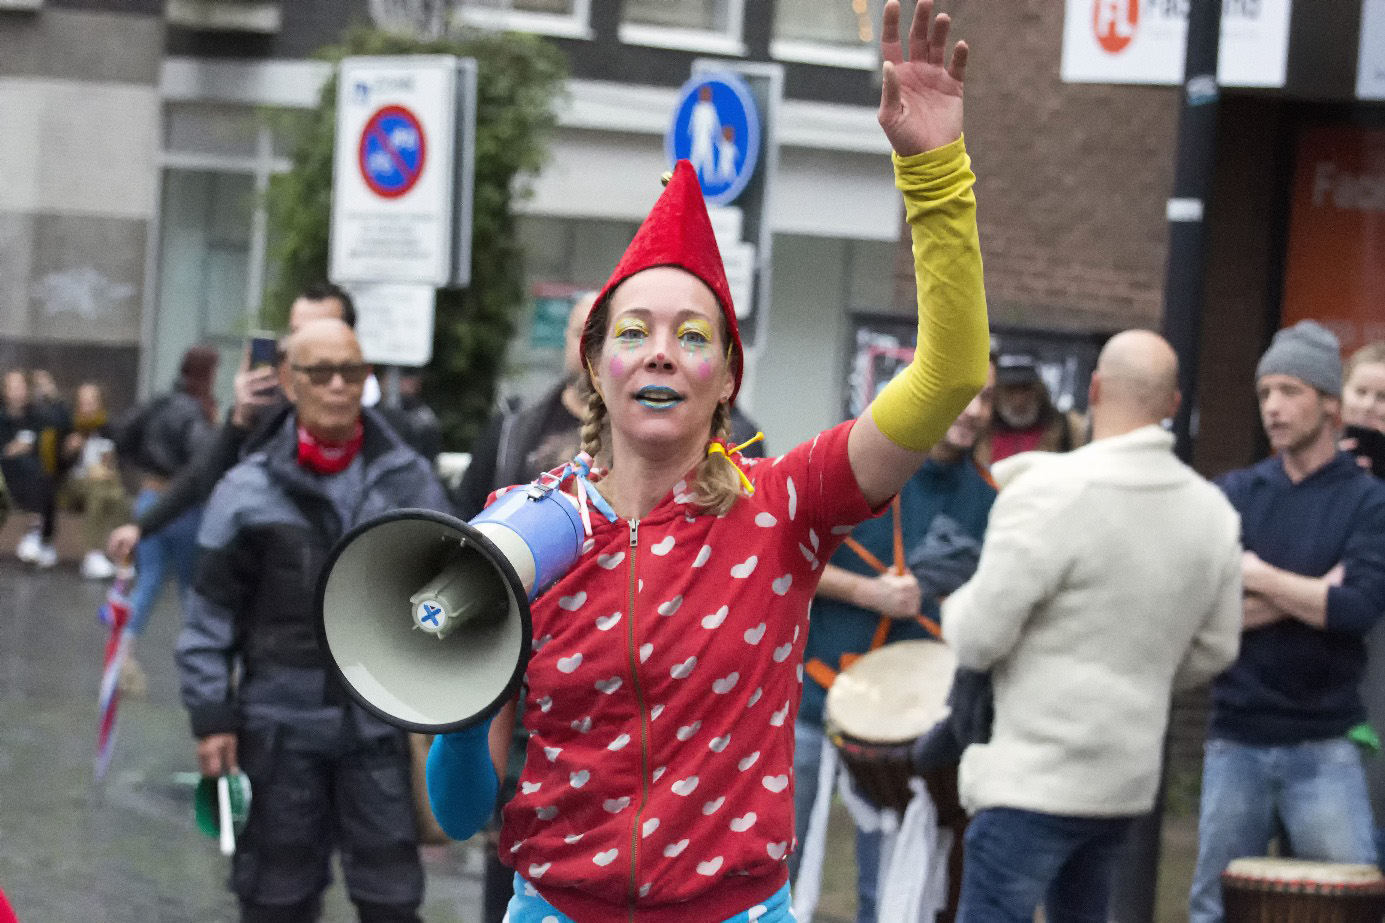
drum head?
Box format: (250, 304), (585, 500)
(825, 639), (956, 744)
(1225, 857), (1385, 888)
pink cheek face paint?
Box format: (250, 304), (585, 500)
(608, 356), (626, 379)
(694, 359), (713, 381)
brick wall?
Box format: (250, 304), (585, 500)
(893, 0), (1181, 336)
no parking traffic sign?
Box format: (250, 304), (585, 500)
(359, 105), (427, 199)
(330, 56), (476, 289)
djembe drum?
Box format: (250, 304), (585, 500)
(1223, 857), (1385, 922)
(824, 640), (957, 813)
(824, 639), (966, 920)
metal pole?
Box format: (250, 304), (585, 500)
(1161, 0), (1223, 463)
(1112, 4), (1224, 923)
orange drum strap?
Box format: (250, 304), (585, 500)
(805, 658), (839, 690)
(838, 496), (943, 654)
(842, 537), (891, 577)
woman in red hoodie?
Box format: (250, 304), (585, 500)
(427, 2), (989, 919)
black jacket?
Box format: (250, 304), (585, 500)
(136, 390), (216, 479)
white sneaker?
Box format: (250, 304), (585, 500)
(33, 542), (57, 569)
(15, 530), (41, 563)
(81, 551), (117, 580)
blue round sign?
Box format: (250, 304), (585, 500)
(665, 73), (761, 207)
(358, 105), (428, 199)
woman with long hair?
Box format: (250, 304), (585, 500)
(427, 2), (989, 919)
(1343, 342), (1385, 443)
(62, 382), (131, 579)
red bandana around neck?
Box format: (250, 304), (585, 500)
(297, 420), (364, 475)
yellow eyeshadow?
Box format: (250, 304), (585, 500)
(613, 317), (649, 337)
(677, 319), (714, 340)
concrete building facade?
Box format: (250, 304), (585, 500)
(2, 0), (1381, 475)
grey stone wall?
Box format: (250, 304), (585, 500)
(0, 6), (163, 407)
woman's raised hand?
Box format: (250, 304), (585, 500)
(877, 0), (968, 157)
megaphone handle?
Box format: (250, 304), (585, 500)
(218, 775), (235, 856)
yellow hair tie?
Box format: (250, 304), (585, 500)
(706, 432), (764, 496)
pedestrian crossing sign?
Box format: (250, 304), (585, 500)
(665, 72), (761, 207)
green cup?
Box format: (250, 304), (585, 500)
(194, 772), (252, 841)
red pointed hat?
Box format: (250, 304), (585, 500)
(583, 159), (744, 403)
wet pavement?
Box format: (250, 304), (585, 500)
(0, 562), (483, 923)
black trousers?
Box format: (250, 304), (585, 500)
(1, 456), (55, 540)
(232, 723), (423, 921)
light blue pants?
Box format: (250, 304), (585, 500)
(128, 488), (203, 635)
(503, 876), (792, 922)
(1189, 736), (1376, 923)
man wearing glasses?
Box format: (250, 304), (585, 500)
(176, 318), (452, 923)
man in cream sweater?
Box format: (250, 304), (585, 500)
(941, 330), (1242, 920)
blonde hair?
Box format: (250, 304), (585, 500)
(690, 403), (743, 515)
(579, 293), (746, 516)
(1346, 341), (1385, 388)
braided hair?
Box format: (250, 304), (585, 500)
(579, 380), (607, 463)
(688, 401), (743, 516)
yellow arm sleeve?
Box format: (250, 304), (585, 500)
(868, 135), (991, 452)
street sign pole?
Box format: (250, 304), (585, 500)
(329, 55), (476, 369)
(685, 59), (783, 413)
(1161, 0), (1223, 463)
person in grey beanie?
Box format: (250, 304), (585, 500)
(1189, 319), (1385, 923)
(1255, 319), (1344, 398)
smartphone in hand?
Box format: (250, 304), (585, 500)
(247, 333), (279, 371)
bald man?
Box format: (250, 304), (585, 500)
(940, 330), (1243, 921)
(177, 319), (452, 923)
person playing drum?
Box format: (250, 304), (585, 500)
(794, 356), (997, 921)
(424, 1), (990, 919)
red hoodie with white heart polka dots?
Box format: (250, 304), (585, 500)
(498, 420), (874, 922)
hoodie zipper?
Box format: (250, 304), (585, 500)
(625, 517), (650, 918)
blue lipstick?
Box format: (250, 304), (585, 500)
(635, 386), (685, 410)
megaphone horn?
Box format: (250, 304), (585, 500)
(315, 485), (587, 734)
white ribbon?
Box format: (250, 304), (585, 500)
(794, 741), (950, 923)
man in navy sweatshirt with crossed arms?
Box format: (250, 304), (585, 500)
(1190, 320), (1385, 923)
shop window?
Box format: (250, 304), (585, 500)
(456, 0), (592, 39)
(620, 0), (745, 55)
(772, 0), (879, 69)
(151, 104), (291, 401)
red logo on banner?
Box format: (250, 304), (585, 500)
(1093, 0), (1138, 54)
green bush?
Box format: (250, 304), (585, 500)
(265, 27), (567, 449)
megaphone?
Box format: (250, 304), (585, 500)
(315, 484), (587, 733)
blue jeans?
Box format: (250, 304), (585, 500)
(1189, 736), (1376, 923)
(791, 719), (881, 923)
(128, 488), (203, 635)
(956, 807), (1132, 923)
